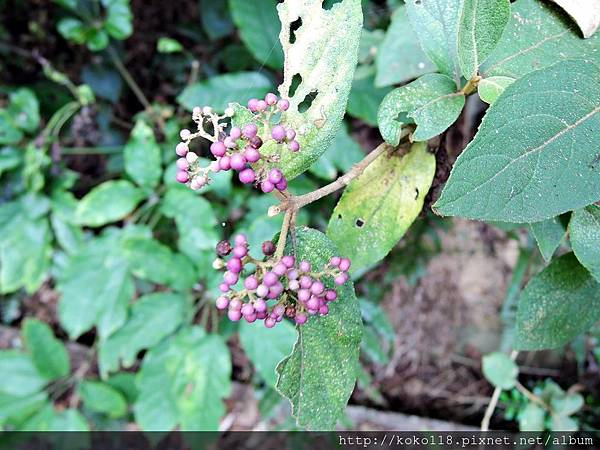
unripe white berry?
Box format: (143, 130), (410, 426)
(192, 106), (202, 116)
(224, 107), (235, 117)
(202, 106), (212, 115)
(186, 152), (199, 163)
(212, 258), (225, 269)
(180, 129), (191, 140)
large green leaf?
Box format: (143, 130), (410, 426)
(229, 0), (283, 69)
(529, 216), (566, 262)
(23, 319), (70, 380)
(435, 59), (600, 223)
(239, 320), (296, 387)
(276, 227), (362, 430)
(515, 253), (600, 350)
(378, 73), (465, 144)
(177, 72), (272, 113)
(481, 0), (600, 79)
(405, 0), (462, 84)
(274, 0), (362, 179)
(0, 351), (49, 396)
(75, 180), (143, 227)
(375, 5), (436, 87)
(327, 142), (435, 272)
(79, 380), (127, 418)
(0, 391), (47, 425)
(124, 120), (161, 189)
(134, 327), (231, 431)
(570, 205), (600, 282)
(457, 0), (510, 78)
(98, 292), (188, 378)
(200, 0), (234, 40)
(482, 352), (518, 389)
(347, 75), (392, 126)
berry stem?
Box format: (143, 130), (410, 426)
(275, 208), (294, 260)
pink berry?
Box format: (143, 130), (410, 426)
(219, 283), (230, 293)
(319, 304), (329, 316)
(334, 274), (348, 285)
(233, 245), (248, 258)
(229, 298), (242, 310)
(256, 100), (267, 111)
(325, 290), (337, 301)
(245, 313), (257, 323)
(295, 313), (307, 325)
(226, 257), (243, 273)
(244, 275), (258, 290)
(275, 178), (288, 191)
(288, 140), (300, 152)
(234, 234), (247, 246)
(210, 141), (226, 157)
(299, 261), (311, 272)
(228, 310), (242, 321)
(265, 93), (278, 105)
(270, 282), (284, 296)
(277, 99), (290, 111)
(285, 128), (296, 141)
(176, 142), (188, 156)
(282, 255), (295, 268)
(229, 127), (242, 140)
(330, 256), (341, 267)
(239, 168), (255, 184)
(300, 276), (312, 289)
(263, 272), (278, 287)
(261, 180), (275, 193)
(219, 155), (231, 170)
(298, 289), (310, 302)
(311, 281), (324, 295)
(271, 125), (286, 142)
(256, 284), (269, 298)
(179, 129), (191, 140)
(224, 136), (238, 149)
(215, 296), (229, 310)
(256, 310), (267, 320)
(176, 171), (189, 183)
(243, 147), (261, 163)
(247, 98), (259, 112)
(306, 297), (319, 310)
(176, 158), (189, 170)
(265, 317), (276, 328)
(339, 258), (351, 271)
(241, 303), (255, 317)
(273, 305), (285, 317)
(287, 269), (298, 280)
(289, 279), (300, 291)
(230, 153), (246, 171)
(268, 168), (283, 184)
(273, 262), (287, 276)
(254, 299), (267, 312)
(242, 123), (258, 139)
(223, 271), (238, 285)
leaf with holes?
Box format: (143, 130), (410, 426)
(457, 0), (510, 78)
(435, 60), (600, 223)
(327, 142), (435, 272)
(477, 76), (514, 104)
(570, 205), (600, 282)
(273, 0), (362, 180)
(515, 253), (600, 350)
(378, 73), (465, 144)
(276, 227), (362, 430)
(481, 0), (600, 79)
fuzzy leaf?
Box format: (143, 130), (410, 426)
(477, 75), (514, 104)
(124, 120), (161, 189)
(549, 0), (600, 38)
(529, 216), (566, 262)
(519, 403), (545, 431)
(79, 380), (127, 418)
(75, 180), (143, 227)
(482, 352), (518, 389)
(378, 73), (465, 144)
(327, 142), (435, 272)
(515, 253), (600, 350)
(435, 60), (600, 223)
(570, 204), (600, 282)
(23, 319), (70, 380)
(276, 227), (362, 430)
(0, 351), (49, 396)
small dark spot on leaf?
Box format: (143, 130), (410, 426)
(290, 18), (302, 44)
(355, 218), (364, 227)
(338, 213), (342, 219)
(415, 188), (419, 200)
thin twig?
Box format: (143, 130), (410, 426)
(481, 350), (518, 431)
(275, 208), (294, 260)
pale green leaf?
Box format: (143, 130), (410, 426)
(98, 292), (188, 378)
(102, 0), (133, 40)
(0, 110), (23, 144)
(157, 37), (183, 53)
(375, 5), (436, 87)
(378, 73), (465, 144)
(551, 393), (584, 417)
(276, 227), (362, 430)
(435, 59), (600, 223)
(0, 391), (47, 425)
(23, 319), (70, 380)
(481, 0), (600, 79)
(327, 142), (435, 272)
(124, 120), (162, 189)
(0, 351), (49, 396)
(529, 216), (566, 262)
(482, 352), (518, 389)
(79, 380), (127, 418)
(515, 253), (600, 350)
(551, 414), (578, 431)
(477, 75), (514, 104)
(570, 205), (600, 282)
(229, 0), (283, 69)
(519, 403), (546, 431)
(358, 29), (384, 64)
(7, 88), (40, 133)
(75, 180), (144, 227)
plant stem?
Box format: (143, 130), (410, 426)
(107, 46), (151, 110)
(481, 350), (519, 431)
(461, 75), (482, 95)
(275, 208), (294, 260)
(515, 380), (553, 413)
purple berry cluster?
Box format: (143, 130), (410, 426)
(174, 93), (300, 193)
(213, 234), (351, 328)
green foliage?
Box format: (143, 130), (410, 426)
(79, 380), (127, 418)
(74, 180), (143, 227)
(327, 142), (435, 272)
(0, 88), (40, 144)
(482, 352), (518, 389)
(157, 37), (183, 53)
(570, 205), (600, 282)
(124, 120), (162, 189)
(308, 125), (364, 180)
(529, 216), (566, 262)
(276, 227), (362, 430)
(477, 75), (514, 104)
(347, 75), (392, 126)
(23, 319), (70, 380)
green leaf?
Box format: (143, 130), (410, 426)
(0, 146), (22, 175)
(134, 327), (231, 431)
(79, 380), (127, 418)
(274, 0), (363, 180)
(551, 414), (578, 431)
(477, 75), (514, 104)
(405, 0), (462, 83)
(481, 0), (600, 79)
(358, 29), (384, 64)
(98, 292), (188, 378)
(276, 227), (362, 430)
(102, 0), (133, 40)
(8, 88), (40, 133)
(529, 216), (566, 262)
(57, 229), (136, 339)
(50, 408), (90, 431)
(177, 72), (272, 113)
(57, 17), (87, 44)
(375, 5), (435, 87)
(0, 391), (47, 425)
(378, 73), (465, 144)
(86, 29), (109, 51)
(200, 0), (234, 40)
(361, 327), (389, 365)
(124, 120), (162, 189)
(515, 253), (600, 350)
(157, 37), (183, 53)
(229, 0), (283, 69)
(570, 205), (600, 282)
(482, 352), (518, 389)
(435, 59), (600, 223)
(360, 299), (394, 342)
(519, 403), (546, 431)
(23, 319), (70, 380)
(239, 320), (296, 387)
(106, 372), (138, 403)
(0, 351), (49, 396)
(457, 0), (510, 78)
(75, 180), (143, 227)
(81, 64), (123, 103)
(309, 125), (364, 180)
(347, 75), (392, 126)
(327, 142), (435, 272)
(0, 110), (23, 144)
(551, 393), (584, 417)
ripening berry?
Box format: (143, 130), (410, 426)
(288, 279), (300, 291)
(330, 256), (341, 267)
(239, 168), (256, 184)
(265, 317), (276, 328)
(273, 304), (285, 317)
(325, 290), (337, 301)
(248, 98), (259, 112)
(287, 268), (298, 280)
(176, 171), (189, 183)
(190, 176), (206, 191)
(262, 240), (276, 256)
(242, 123), (258, 139)
(275, 178), (288, 191)
(263, 271), (278, 287)
(224, 107), (235, 117)
(230, 126), (242, 140)
(288, 140), (300, 152)
(282, 255), (295, 268)
(256, 284), (269, 298)
(285, 306), (296, 318)
(298, 289), (310, 302)
(226, 257), (243, 273)
(219, 155), (231, 171)
(241, 303), (255, 317)
(223, 271), (238, 286)
(233, 245), (248, 258)
(271, 125), (286, 142)
(210, 141), (226, 157)
(268, 168), (283, 184)
(186, 152), (199, 163)
(285, 128), (296, 141)
(216, 240), (232, 256)
(311, 281), (324, 295)
(192, 106), (202, 116)
(244, 275), (258, 290)
(215, 296), (229, 310)
(234, 234), (247, 246)
(295, 313), (307, 325)
(300, 275), (313, 289)
(180, 129), (191, 140)
(176, 142), (189, 156)
(339, 258), (351, 271)
(230, 153), (247, 171)
(299, 261), (311, 272)
(229, 298), (242, 310)
(176, 158), (189, 170)
(273, 262), (287, 276)
(319, 304), (329, 316)
(334, 273), (348, 285)
(261, 180), (275, 193)
(243, 147), (261, 163)
(265, 93), (278, 105)
(249, 136), (263, 149)
(224, 136), (238, 149)
(254, 298), (267, 312)
(277, 99), (290, 111)
(256, 100), (267, 111)
(210, 160), (221, 172)
(306, 296), (319, 310)
(219, 283), (230, 293)
(228, 310), (242, 322)
(202, 106), (212, 115)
